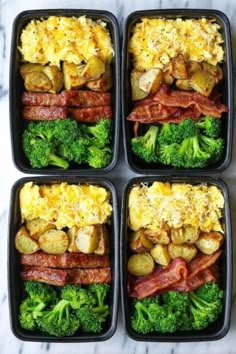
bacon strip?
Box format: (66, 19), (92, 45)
(23, 106), (68, 120)
(21, 252), (110, 269)
(187, 250), (222, 278)
(69, 106), (112, 122)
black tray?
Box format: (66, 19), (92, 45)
(121, 176), (232, 341)
(122, 9), (233, 174)
(8, 176), (119, 342)
(9, 9), (120, 174)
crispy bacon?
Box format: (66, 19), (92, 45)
(21, 252), (110, 268)
(69, 106), (112, 122)
(23, 106), (68, 120)
(187, 250), (222, 278)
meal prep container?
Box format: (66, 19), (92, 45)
(121, 176), (232, 342)
(122, 9), (233, 174)
(8, 176), (119, 342)
(9, 9), (120, 174)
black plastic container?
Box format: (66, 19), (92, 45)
(9, 10), (120, 174)
(8, 176), (119, 342)
(121, 176), (232, 341)
(122, 9), (233, 174)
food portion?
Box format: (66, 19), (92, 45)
(18, 16), (115, 169)
(15, 182), (113, 336)
(127, 181), (225, 334)
(127, 17), (228, 168)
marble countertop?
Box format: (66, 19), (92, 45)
(1, 0), (236, 353)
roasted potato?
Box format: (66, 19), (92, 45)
(130, 70), (148, 101)
(168, 243), (197, 262)
(163, 62), (174, 85)
(176, 79), (192, 90)
(38, 230), (69, 254)
(24, 72), (52, 92)
(150, 244), (171, 266)
(75, 225), (99, 254)
(15, 226), (40, 254)
(172, 54), (188, 79)
(144, 228), (170, 245)
(94, 225), (110, 255)
(67, 226), (80, 252)
(171, 226), (199, 245)
(86, 64), (112, 92)
(128, 252), (155, 276)
(190, 70), (215, 97)
(63, 61), (87, 90)
(195, 232), (224, 255)
(43, 66), (63, 93)
(20, 63), (45, 78)
(26, 218), (56, 240)
(138, 68), (163, 94)
(82, 56), (105, 81)
(186, 61), (202, 77)
(202, 62), (223, 83)
(130, 229), (153, 252)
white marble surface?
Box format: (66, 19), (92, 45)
(0, 0), (236, 353)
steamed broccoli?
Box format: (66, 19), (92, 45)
(87, 146), (112, 168)
(79, 119), (112, 148)
(88, 284), (110, 308)
(177, 118), (199, 140)
(130, 300), (155, 334)
(158, 123), (179, 145)
(76, 307), (103, 334)
(199, 135), (224, 164)
(158, 143), (180, 166)
(196, 116), (222, 138)
(131, 125), (159, 163)
(61, 285), (96, 310)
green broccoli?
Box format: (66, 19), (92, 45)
(79, 119), (112, 148)
(61, 285), (96, 310)
(87, 146), (112, 168)
(23, 131), (69, 169)
(88, 284), (110, 308)
(158, 123), (180, 145)
(162, 291), (189, 311)
(130, 301), (155, 334)
(76, 307), (103, 334)
(199, 135), (224, 164)
(196, 116), (222, 138)
(37, 299), (80, 337)
(158, 143), (180, 166)
(153, 304), (178, 333)
(177, 118), (199, 140)
(131, 125), (159, 163)
(193, 282), (224, 303)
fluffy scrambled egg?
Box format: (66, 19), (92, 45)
(128, 182), (224, 232)
(20, 182), (112, 229)
(129, 18), (224, 71)
(19, 16), (114, 66)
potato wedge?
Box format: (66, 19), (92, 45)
(195, 232), (224, 255)
(128, 252), (155, 276)
(176, 79), (192, 91)
(186, 61), (202, 77)
(202, 62), (223, 84)
(172, 54), (188, 79)
(150, 244), (171, 266)
(86, 64), (112, 92)
(24, 72), (52, 92)
(75, 225), (99, 254)
(168, 243), (197, 262)
(26, 218), (56, 240)
(130, 229), (153, 253)
(39, 230), (69, 254)
(171, 226), (199, 245)
(82, 56), (105, 81)
(20, 63), (45, 78)
(94, 225), (110, 255)
(67, 226), (80, 252)
(130, 70), (148, 101)
(43, 66), (63, 93)
(163, 62), (174, 85)
(138, 68), (163, 94)
(144, 228), (170, 245)
(63, 61), (87, 90)
(15, 226), (39, 254)
(190, 70), (215, 97)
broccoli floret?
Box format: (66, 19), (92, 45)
(130, 301), (155, 334)
(158, 143), (180, 166)
(196, 116), (222, 138)
(61, 285), (96, 310)
(24, 281), (57, 304)
(162, 291), (189, 311)
(158, 123), (180, 145)
(131, 125), (159, 163)
(88, 284), (110, 308)
(87, 146), (112, 168)
(79, 119), (112, 148)
(76, 307), (103, 334)
(37, 299), (80, 337)
(199, 135), (224, 164)
(51, 119), (79, 143)
(177, 118), (199, 140)
(194, 282), (224, 303)
(23, 131), (69, 169)
(154, 304), (178, 333)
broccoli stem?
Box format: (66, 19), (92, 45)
(48, 153), (69, 169)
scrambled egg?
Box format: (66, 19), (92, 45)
(128, 182), (224, 232)
(19, 16), (114, 66)
(129, 18), (224, 71)
(20, 182), (112, 229)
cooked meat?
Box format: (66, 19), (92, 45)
(21, 252), (110, 268)
(21, 265), (67, 286)
(64, 90), (112, 107)
(23, 106), (68, 120)
(66, 267), (111, 284)
(22, 92), (69, 106)
(69, 106), (112, 122)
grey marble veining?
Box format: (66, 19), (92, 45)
(0, 0), (236, 353)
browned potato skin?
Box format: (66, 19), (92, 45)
(63, 61), (87, 90)
(138, 68), (163, 94)
(39, 230), (69, 255)
(130, 229), (153, 253)
(163, 62), (175, 85)
(24, 72), (52, 92)
(186, 61), (202, 77)
(195, 231), (224, 255)
(150, 244), (171, 266)
(202, 62), (223, 84)
(26, 218), (56, 240)
(67, 226), (80, 252)
(172, 54), (188, 79)
(86, 64), (112, 92)
(43, 66), (64, 93)
(190, 70), (215, 97)
(82, 56), (105, 81)
(168, 243), (197, 262)
(20, 63), (45, 78)
(128, 252), (155, 276)
(94, 225), (110, 255)
(144, 228), (170, 245)
(75, 225), (100, 254)
(15, 226), (40, 254)
(130, 70), (148, 101)
(171, 226), (199, 245)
